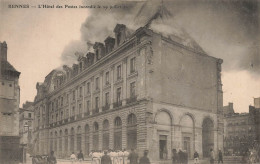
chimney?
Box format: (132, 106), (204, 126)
(0, 41), (7, 62)
(86, 52), (95, 66)
(113, 24), (126, 47)
(93, 42), (105, 62)
(104, 37), (115, 54)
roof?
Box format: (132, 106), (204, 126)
(1, 60), (19, 73)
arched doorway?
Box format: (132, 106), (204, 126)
(103, 120), (109, 150)
(155, 111), (172, 160)
(85, 124), (90, 156)
(70, 128), (75, 152)
(127, 113), (137, 149)
(114, 117), (122, 150)
(64, 129), (68, 155)
(93, 122), (99, 150)
(180, 115), (195, 158)
(202, 118), (214, 157)
(59, 130), (62, 157)
(77, 126), (82, 151)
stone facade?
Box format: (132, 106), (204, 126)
(32, 24), (223, 161)
(0, 41), (21, 163)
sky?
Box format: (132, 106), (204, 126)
(0, 0), (259, 113)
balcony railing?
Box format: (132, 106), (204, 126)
(126, 96), (137, 104)
(93, 108), (99, 114)
(113, 101), (122, 108)
(70, 116), (75, 121)
(77, 114), (82, 119)
(84, 111), (90, 117)
(102, 104), (110, 111)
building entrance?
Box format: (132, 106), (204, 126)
(159, 135), (167, 160)
(183, 137), (191, 158)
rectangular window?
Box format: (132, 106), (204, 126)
(66, 94), (69, 104)
(95, 97), (99, 109)
(87, 82), (90, 93)
(130, 57), (136, 73)
(105, 92), (109, 106)
(105, 72), (109, 84)
(72, 106), (75, 115)
(61, 111), (63, 120)
(61, 97), (63, 106)
(87, 101), (90, 112)
(79, 87), (82, 97)
(117, 65), (121, 80)
(73, 90), (76, 100)
(96, 77), (99, 90)
(56, 100), (58, 110)
(28, 113), (32, 118)
(79, 104), (82, 114)
(117, 87), (121, 103)
(130, 82), (136, 98)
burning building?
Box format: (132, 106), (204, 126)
(32, 4), (224, 162)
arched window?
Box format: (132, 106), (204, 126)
(59, 130), (62, 155)
(114, 117), (122, 150)
(50, 132), (53, 152)
(54, 131), (58, 152)
(127, 114), (137, 149)
(77, 126), (82, 151)
(93, 122), (99, 150)
(103, 120), (109, 150)
(64, 129), (68, 155)
(85, 125), (90, 155)
(70, 128), (75, 152)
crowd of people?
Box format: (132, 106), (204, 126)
(88, 149), (150, 164)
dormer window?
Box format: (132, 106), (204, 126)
(113, 24), (126, 47)
(79, 62), (82, 72)
(116, 33), (121, 46)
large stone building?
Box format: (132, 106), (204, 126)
(19, 101), (34, 153)
(0, 41), (21, 163)
(32, 18), (224, 161)
(223, 100), (260, 155)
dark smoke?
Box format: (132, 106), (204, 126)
(60, 0), (260, 77)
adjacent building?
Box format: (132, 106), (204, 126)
(32, 13), (224, 161)
(0, 41), (21, 163)
(224, 100), (260, 155)
(19, 101), (34, 153)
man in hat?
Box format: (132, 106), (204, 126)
(139, 150), (150, 164)
(101, 150), (112, 164)
(47, 151), (57, 164)
(128, 148), (138, 164)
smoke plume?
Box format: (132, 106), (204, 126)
(60, 0), (260, 77)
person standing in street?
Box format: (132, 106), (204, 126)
(128, 148), (139, 164)
(194, 150), (199, 164)
(47, 151), (57, 164)
(210, 149), (215, 164)
(101, 150), (112, 164)
(78, 150), (84, 162)
(139, 150), (150, 164)
(70, 152), (77, 164)
(172, 149), (178, 164)
(218, 149), (223, 164)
